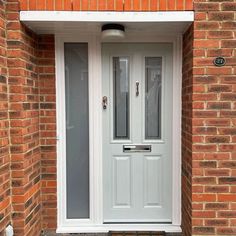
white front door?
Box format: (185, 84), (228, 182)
(102, 43), (173, 223)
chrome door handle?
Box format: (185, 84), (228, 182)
(136, 81), (139, 96)
(102, 96), (108, 109)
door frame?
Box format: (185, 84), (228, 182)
(56, 32), (182, 233)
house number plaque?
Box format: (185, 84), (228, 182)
(213, 57), (226, 67)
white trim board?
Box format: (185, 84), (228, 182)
(20, 11), (194, 23)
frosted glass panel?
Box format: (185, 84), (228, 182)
(113, 57), (130, 139)
(65, 43), (89, 219)
(145, 57), (162, 139)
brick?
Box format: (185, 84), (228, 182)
(219, 194), (236, 202)
(192, 194), (216, 202)
(221, 93), (236, 101)
(150, 0), (158, 11)
(195, 22), (219, 30)
(217, 228), (236, 235)
(194, 30), (206, 39)
(222, 22), (236, 29)
(208, 85), (232, 92)
(193, 84), (205, 92)
(207, 102), (231, 110)
(193, 227), (215, 234)
(206, 67), (232, 75)
(46, 0), (54, 10)
(193, 49), (205, 57)
(194, 12), (207, 21)
(20, 0), (28, 10)
(64, 0), (72, 10)
(219, 128), (236, 135)
(167, 0), (175, 10)
(194, 3), (219, 11)
(208, 12), (234, 21)
(220, 161), (236, 169)
(219, 177), (236, 184)
(193, 177), (216, 184)
(192, 93), (217, 100)
(205, 203), (228, 210)
(222, 40), (236, 48)
(193, 210), (216, 218)
(205, 136), (230, 143)
(115, 0), (123, 11)
(90, 0), (97, 10)
(205, 186), (229, 193)
(192, 144), (217, 152)
(193, 58), (214, 66)
(208, 31), (233, 39)
(185, 0), (193, 10)
(219, 144), (236, 152)
(194, 39), (219, 48)
(73, 0), (80, 10)
(141, 0), (149, 10)
(218, 211), (236, 218)
(159, 0), (166, 10)
(205, 219), (228, 226)
(193, 127), (217, 135)
(193, 111), (217, 118)
(221, 111), (236, 117)
(37, 0), (46, 10)
(207, 48), (233, 57)
(133, 0), (141, 11)
(221, 2), (236, 11)
(98, 0), (106, 10)
(29, 0), (37, 10)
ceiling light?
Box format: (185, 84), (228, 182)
(101, 24), (125, 39)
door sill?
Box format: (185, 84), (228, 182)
(57, 224), (182, 234)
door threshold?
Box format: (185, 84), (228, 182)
(109, 231), (166, 236)
(57, 224), (182, 234)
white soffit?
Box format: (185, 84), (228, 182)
(20, 11), (194, 34)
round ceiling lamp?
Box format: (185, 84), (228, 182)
(101, 24), (125, 39)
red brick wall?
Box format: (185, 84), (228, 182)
(182, 1), (236, 235)
(182, 23), (193, 236)
(0, 0), (11, 233)
(18, 0), (193, 11)
(38, 35), (57, 231)
(6, 1), (41, 235)
(1, 0), (236, 235)
(191, 1), (236, 235)
(0, 1), (56, 234)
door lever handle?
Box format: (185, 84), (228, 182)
(102, 96), (108, 109)
(136, 81), (140, 96)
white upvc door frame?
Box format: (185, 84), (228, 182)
(56, 32), (182, 233)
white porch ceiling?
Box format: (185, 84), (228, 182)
(20, 11), (194, 35)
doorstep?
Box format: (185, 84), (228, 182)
(42, 232), (182, 236)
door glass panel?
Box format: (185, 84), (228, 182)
(145, 57), (162, 140)
(113, 57), (130, 139)
(64, 43), (89, 219)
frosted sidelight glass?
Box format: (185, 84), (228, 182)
(64, 43), (89, 219)
(145, 57), (162, 139)
(113, 57), (130, 139)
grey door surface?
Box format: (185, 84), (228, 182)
(102, 43), (173, 223)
